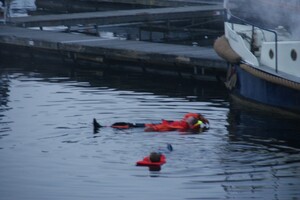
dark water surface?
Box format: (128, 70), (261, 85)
(1, 1), (299, 199)
(0, 63), (300, 200)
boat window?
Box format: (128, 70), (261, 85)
(269, 49), (274, 59)
(291, 49), (297, 61)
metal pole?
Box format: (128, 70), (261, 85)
(275, 33), (278, 73)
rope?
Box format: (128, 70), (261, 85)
(240, 64), (300, 91)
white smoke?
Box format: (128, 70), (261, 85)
(227, 0), (300, 40)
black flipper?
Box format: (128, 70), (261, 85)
(93, 118), (102, 133)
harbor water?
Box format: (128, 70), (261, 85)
(1, 62), (300, 200)
(1, 1), (300, 199)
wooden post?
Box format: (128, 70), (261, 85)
(201, 67), (205, 75)
(149, 30), (152, 41)
(138, 28), (142, 41)
(193, 66), (198, 74)
(94, 25), (100, 37)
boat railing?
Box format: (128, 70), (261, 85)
(225, 12), (278, 72)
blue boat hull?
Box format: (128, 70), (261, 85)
(228, 64), (300, 114)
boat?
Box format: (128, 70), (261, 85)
(214, 0), (300, 114)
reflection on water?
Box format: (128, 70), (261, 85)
(0, 64), (300, 200)
(228, 102), (300, 147)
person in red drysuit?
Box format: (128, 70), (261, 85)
(93, 113), (209, 133)
(144, 113), (209, 132)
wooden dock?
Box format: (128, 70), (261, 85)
(35, 0), (222, 12)
(92, 0), (222, 7)
(0, 26), (226, 81)
(9, 5), (223, 28)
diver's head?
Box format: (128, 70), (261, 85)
(184, 113), (209, 125)
(185, 116), (201, 129)
(149, 152), (161, 162)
